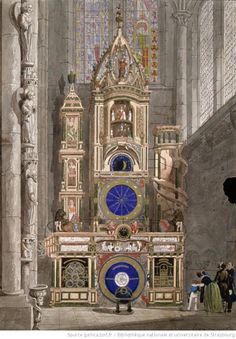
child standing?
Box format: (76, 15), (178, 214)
(187, 280), (203, 311)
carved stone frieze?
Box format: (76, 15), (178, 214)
(21, 235), (35, 262)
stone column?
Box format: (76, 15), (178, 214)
(1, 0), (22, 296)
(0, 0), (33, 330)
(19, 0), (38, 293)
(189, 15), (199, 135)
(29, 0), (38, 289)
(37, 0), (50, 287)
(172, 10), (191, 140)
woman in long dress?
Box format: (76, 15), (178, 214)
(196, 271), (223, 313)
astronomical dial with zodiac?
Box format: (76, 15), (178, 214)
(99, 179), (144, 220)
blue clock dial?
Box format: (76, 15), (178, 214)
(105, 262), (139, 295)
(106, 184), (137, 216)
(98, 255), (146, 303)
(111, 155), (132, 172)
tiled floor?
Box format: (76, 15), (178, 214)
(40, 305), (236, 330)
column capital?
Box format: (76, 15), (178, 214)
(172, 10), (191, 26)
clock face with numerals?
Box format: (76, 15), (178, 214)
(106, 185), (137, 216)
(99, 179), (143, 220)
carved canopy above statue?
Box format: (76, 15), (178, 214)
(92, 7), (147, 92)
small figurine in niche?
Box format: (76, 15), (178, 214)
(118, 57), (127, 78)
(68, 198), (76, 221)
(21, 89), (36, 144)
(67, 116), (77, 144)
(127, 125), (132, 137)
(71, 213), (80, 223)
(176, 221), (183, 232)
(107, 221), (116, 235)
(73, 223), (79, 232)
(131, 221), (139, 234)
(18, 1), (33, 63)
(128, 110), (132, 121)
(68, 159), (76, 186)
(102, 242), (108, 252)
(110, 129), (114, 138)
(170, 209), (183, 232)
(119, 105), (126, 120)
(107, 242), (114, 251)
(25, 164), (37, 233)
(111, 109), (115, 121)
(159, 219), (170, 232)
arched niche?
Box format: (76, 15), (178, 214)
(110, 100), (133, 138)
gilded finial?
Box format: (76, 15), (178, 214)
(116, 4), (123, 29)
(68, 71), (76, 84)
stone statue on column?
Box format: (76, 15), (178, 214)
(19, 1), (33, 64)
(20, 88), (36, 145)
(24, 161), (38, 234)
(11, 0), (33, 65)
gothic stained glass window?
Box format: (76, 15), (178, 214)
(76, 0), (159, 83)
(125, 0), (159, 82)
(199, 0), (213, 126)
(76, 0), (110, 83)
(224, 0), (236, 103)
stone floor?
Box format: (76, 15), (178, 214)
(40, 304), (236, 330)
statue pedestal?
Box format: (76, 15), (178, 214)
(0, 295), (33, 330)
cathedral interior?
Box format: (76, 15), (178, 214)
(1, 0), (236, 331)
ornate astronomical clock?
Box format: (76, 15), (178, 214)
(45, 10), (186, 308)
(90, 8), (150, 232)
